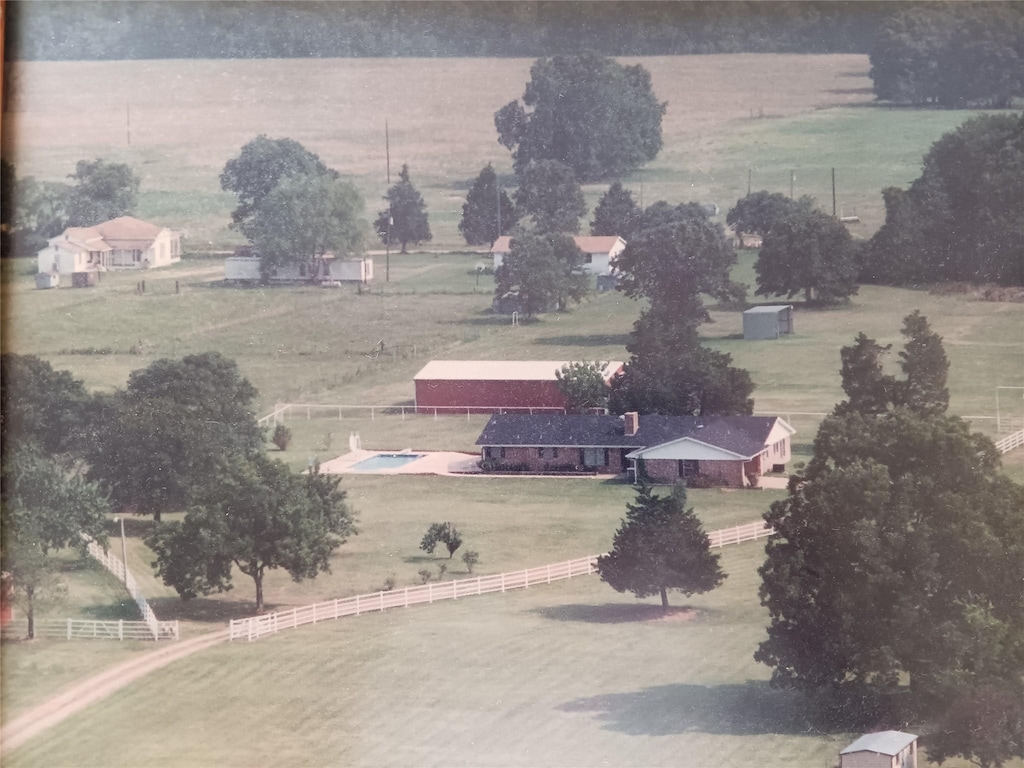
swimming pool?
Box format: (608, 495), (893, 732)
(350, 453), (424, 471)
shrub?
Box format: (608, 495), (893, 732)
(462, 550), (480, 574)
(417, 568), (433, 584)
(271, 424), (293, 451)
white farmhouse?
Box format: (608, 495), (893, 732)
(490, 235), (627, 275)
(37, 216), (182, 276)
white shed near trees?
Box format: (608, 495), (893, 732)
(840, 731), (918, 768)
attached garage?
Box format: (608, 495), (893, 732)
(414, 360), (624, 414)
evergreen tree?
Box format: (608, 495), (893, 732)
(598, 484), (726, 610)
(898, 310), (949, 417)
(838, 333), (896, 416)
(590, 182), (641, 239)
(459, 163), (517, 246)
(375, 164), (431, 253)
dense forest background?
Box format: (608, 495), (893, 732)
(4, 1), (916, 61)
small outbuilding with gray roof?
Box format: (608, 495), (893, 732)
(840, 731), (918, 768)
(743, 305), (794, 340)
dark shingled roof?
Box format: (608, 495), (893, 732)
(476, 414), (778, 458)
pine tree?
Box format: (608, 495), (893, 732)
(459, 163), (517, 246)
(375, 164), (431, 253)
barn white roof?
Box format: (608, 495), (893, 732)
(414, 360), (624, 382)
(840, 731), (917, 756)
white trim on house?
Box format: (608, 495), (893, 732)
(625, 436), (752, 462)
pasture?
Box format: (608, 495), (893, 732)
(2, 51), (1022, 765)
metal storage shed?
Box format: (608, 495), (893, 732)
(743, 305), (794, 340)
(840, 731), (918, 768)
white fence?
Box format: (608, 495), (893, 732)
(995, 428), (1024, 454)
(84, 539), (177, 640)
(3, 618), (178, 641)
(229, 520), (776, 642)
(259, 402), (578, 426)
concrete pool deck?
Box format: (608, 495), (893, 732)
(319, 450), (483, 476)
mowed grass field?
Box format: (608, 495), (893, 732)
(1, 54), (992, 249)
(4, 545), (857, 768)
(2, 52), (1022, 766)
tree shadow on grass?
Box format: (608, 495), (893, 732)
(533, 333), (631, 348)
(401, 555), (440, 565)
(529, 602), (714, 624)
(558, 681), (825, 737)
(149, 596), (263, 624)
(827, 87), (874, 95)
(80, 601), (140, 621)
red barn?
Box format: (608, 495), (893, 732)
(413, 360), (624, 414)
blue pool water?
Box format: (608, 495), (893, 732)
(351, 453), (424, 471)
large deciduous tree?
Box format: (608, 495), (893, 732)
(869, 5), (1024, 109)
(63, 158), (141, 227)
(244, 171), (365, 278)
(590, 182), (641, 239)
(756, 314), (1024, 764)
(556, 361), (611, 414)
(514, 160), (586, 235)
(84, 352), (263, 522)
(755, 208), (858, 303)
(1, 354), (94, 456)
(614, 201), (746, 308)
(493, 229), (589, 318)
(865, 114), (1024, 287)
(459, 163), (517, 246)
(221, 135), (334, 231)
(598, 484), (725, 610)
(495, 53), (666, 181)
(147, 457), (356, 613)
(725, 191), (813, 240)
(1, 449), (110, 638)
(375, 164), (431, 253)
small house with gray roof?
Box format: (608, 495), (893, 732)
(475, 412), (794, 487)
(840, 731), (918, 768)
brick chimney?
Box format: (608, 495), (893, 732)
(624, 412), (639, 436)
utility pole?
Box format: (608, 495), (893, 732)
(117, 517), (127, 584)
(496, 171), (501, 243)
(747, 168), (752, 197)
(126, 102), (131, 146)
(790, 170), (795, 199)
(831, 167), (837, 217)
(385, 121), (391, 282)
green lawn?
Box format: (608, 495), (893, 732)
(118, 476), (783, 633)
(3, 545), (855, 768)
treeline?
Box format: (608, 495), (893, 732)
(6, 1), (890, 61)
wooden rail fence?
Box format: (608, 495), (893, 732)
(2, 618), (178, 642)
(995, 428), (1024, 454)
(229, 520), (775, 642)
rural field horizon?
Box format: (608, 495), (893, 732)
(2, 46), (1022, 768)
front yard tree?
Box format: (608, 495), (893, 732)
(147, 457), (356, 613)
(220, 135), (334, 231)
(556, 361), (610, 413)
(598, 484), (725, 610)
(420, 522), (463, 559)
(755, 208), (858, 303)
(1, 449), (110, 638)
(63, 158), (141, 227)
(495, 53), (666, 181)
(494, 229), (589, 318)
(459, 163), (517, 246)
(375, 164), (431, 253)
(245, 171), (366, 278)
(756, 319), (1024, 763)
(590, 182), (641, 239)
(514, 160), (586, 235)
(85, 352), (263, 522)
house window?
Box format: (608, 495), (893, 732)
(133, 250), (141, 262)
(485, 447), (506, 460)
(680, 459), (699, 478)
(539, 448), (559, 460)
(582, 447), (607, 467)
(583, 254), (593, 264)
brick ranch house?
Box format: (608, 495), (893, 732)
(414, 360), (624, 414)
(476, 412), (795, 488)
